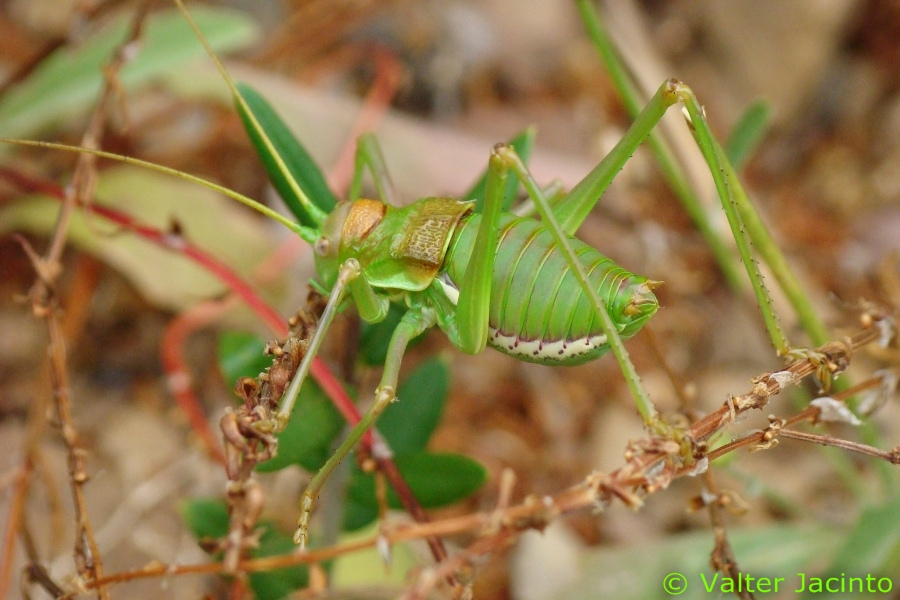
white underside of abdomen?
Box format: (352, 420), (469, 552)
(436, 275), (607, 362)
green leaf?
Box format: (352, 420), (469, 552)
(463, 127), (537, 212)
(215, 330), (345, 473)
(358, 303), (427, 366)
(235, 83), (337, 228)
(343, 452), (487, 531)
(342, 494), (380, 534)
(331, 522), (420, 589)
(217, 331), (272, 391)
(181, 497), (230, 540)
(249, 525), (309, 600)
(0, 6), (258, 142)
(256, 378), (345, 473)
(180, 499), (308, 600)
(377, 357), (449, 454)
(725, 99), (771, 170)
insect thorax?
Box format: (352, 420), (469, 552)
(340, 197), (473, 292)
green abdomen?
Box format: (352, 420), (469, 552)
(442, 214), (641, 365)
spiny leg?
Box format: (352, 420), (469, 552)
(573, 0), (742, 290)
(674, 83), (792, 356)
(575, 0), (831, 358)
(454, 148), (510, 354)
(294, 304), (436, 547)
(692, 118), (831, 350)
(489, 144), (666, 434)
(591, 79), (850, 431)
(549, 75), (816, 362)
(552, 80), (678, 236)
(274, 259), (362, 427)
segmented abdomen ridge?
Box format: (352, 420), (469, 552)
(443, 214), (634, 364)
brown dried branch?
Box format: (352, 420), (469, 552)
(0, 463), (30, 598)
(74, 314), (896, 595)
(15, 6), (152, 599)
(708, 371), (899, 461)
(777, 429), (900, 463)
(217, 294), (323, 572)
(703, 470), (754, 600)
(689, 321), (883, 443)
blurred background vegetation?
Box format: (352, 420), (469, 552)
(1, 1), (899, 598)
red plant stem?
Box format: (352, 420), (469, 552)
(0, 167), (365, 430)
(161, 305), (230, 464)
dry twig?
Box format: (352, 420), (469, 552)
(71, 312), (897, 596)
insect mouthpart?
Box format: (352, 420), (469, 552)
(622, 279), (662, 318)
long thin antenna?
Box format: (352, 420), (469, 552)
(172, 0), (328, 227)
(0, 137), (317, 243)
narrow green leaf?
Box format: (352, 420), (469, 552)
(343, 452), (487, 531)
(217, 331), (272, 391)
(358, 303), (426, 365)
(0, 7), (258, 141)
(821, 495), (900, 583)
(463, 127), (537, 212)
(725, 99), (771, 170)
(235, 83), (337, 228)
(377, 357), (450, 454)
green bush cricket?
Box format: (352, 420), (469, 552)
(0, 0), (827, 553)
(188, 12), (745, 545)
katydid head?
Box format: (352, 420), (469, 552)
(615, 278), (661, 336)
(313, 199), (387, 291)
(313, 202), (351, 291)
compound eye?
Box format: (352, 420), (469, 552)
(314, 236), (331, 256)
